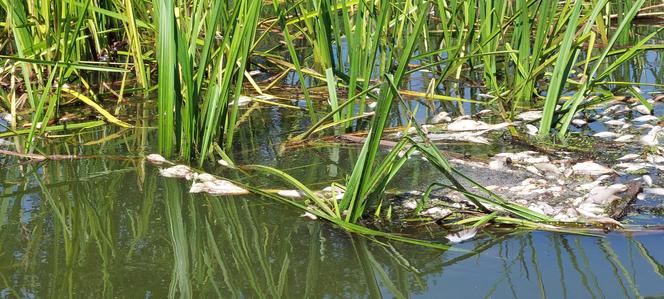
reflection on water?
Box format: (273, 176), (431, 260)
(1, 158), (664, 298)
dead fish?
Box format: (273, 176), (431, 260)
(300, 212), (318, 220)
(614, 162), (652, 172)
(647, 154), (664, 164)
(431, 111), (451, 124)
(421, 207), (452, 219)
(445, 227), (478, 243)
(234, 96), (253, 106)
(572, 161), (615, 176)
(644, 188), (664, 196)
(202, 180), (249, 195)
(147, 154), (168, 164)
(586, 184), (627, 204)
(593, 131), (620, 139)
(447, 118), (510, 131)
(516, 110), (543, 121)
(427, 132), (490, 144)
(617, 153), (640, 161)
(604, 119), (626, 126)
(633, 105), (652, 115)
(159, 165), (194, 178)
(634, 115), (659, 122)
(196, 173), (217, 182)
(642, 175), (653, 187)
(614, 134), (634, 143)
(495, 151), (549, 164)
(526, 124), (538, 136)
(572, 119), (588, 126)
(189, 182), (208, 193)
(277, 190), (304, 198)
(639, 126), (662, 146)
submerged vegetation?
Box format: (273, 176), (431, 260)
(1, 0), (664, 247)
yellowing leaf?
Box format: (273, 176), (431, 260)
(61, 87), (132, 128)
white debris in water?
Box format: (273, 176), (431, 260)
(633, 115), (659, 122)
(572, 119), (588, 126)
(572, 161), (615, 176)
(526, 124), (538, 136)
(593, 131), (620, 139)
(614, 134), (634, 143)
(642, 175), (653, 187)
(516, 110), (543, 121)
(159, 165), (194, 178)
(445, 228), (478, 243)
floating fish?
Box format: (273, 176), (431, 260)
(147, 154), (168, 164)
(572, 161), (615, 176)
(633, 105), (652, 115)
(159, 165), (194, 178)
(572, 119), (588, 126)
(617, 153), (640, 161)
(300, 212), (318, 220)
(445, 228), (478, 243)
(446, 118), (510, 131)
(614, 134), (634, 143)
(278, 190), (304, 198)
(640, 126), (662, 146)
(516, 110), (543, 121)
(593, 131), (620, 139)
(633, 115), (659, 122)
(644, 188), (664, 196)
(604, 119), (625, 126)
(431, 111), (451, 124)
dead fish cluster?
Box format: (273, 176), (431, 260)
(149, 154), (249, 196)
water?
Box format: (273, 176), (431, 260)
(2, 157), (664, 298)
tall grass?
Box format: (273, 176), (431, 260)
(1, 0), (661, 157)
